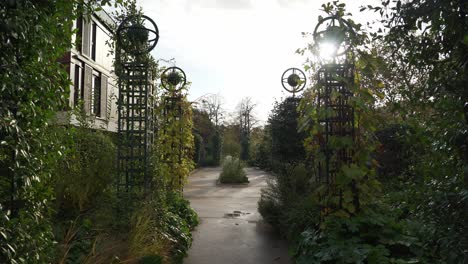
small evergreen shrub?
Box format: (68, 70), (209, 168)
(218, 156), (248, 184)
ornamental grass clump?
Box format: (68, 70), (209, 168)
(218, 156), (249, 184)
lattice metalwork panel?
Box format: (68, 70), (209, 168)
(316, 63), (355, 188)
(117, 63), (154, 193)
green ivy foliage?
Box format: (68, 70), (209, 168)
(0, 1), (121, 262)
(298, 8), (381, 218)
(154, 89), (195, 191)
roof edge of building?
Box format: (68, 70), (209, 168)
(95, 8), (116, 30)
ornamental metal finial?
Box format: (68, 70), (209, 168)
(117, 15), (159, 55)
(313, 15), (354, 60)
(281, 67), (306, 96)
(161, 66), (187, 92)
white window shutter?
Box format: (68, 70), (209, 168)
(84, 65), (93, 114)
(82, 17), (91, 57)
(100, 75), (108, 118)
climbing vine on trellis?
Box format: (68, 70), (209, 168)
(154, 86), (195, 191)
(297, 4), (381, 218)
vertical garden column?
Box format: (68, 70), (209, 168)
(159, 66), (194, 191)
(116, 15), (159, 195)
(312, 15), (357, 213)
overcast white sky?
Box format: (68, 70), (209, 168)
(138, 0), (379, 123)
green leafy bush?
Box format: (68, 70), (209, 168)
(251, 97), (305, 172)
(295, 209), (420, 264)
(54, 127), (116, 212)
(166, 192), (199, 229)
(129, 193), (199, 264)
(129, 201), (168, 260)
(375, 124), (417, 181)
(155, 90), (195, 190)
(48, 126), (122, 263)
(258, 164), (318, 240)
(218, 156), (248, 183)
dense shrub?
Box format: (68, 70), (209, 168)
(375, 120), (467, 262)
(48, 125), (121, 263)
(192, 109), (222, 166)
(54, 127), (116, 212)
(218, 156), (248, 184)
(130, 192), (198, 264)
(295, 209), (419, 264)
(374, 124), (416, 181)
(258, 164), (317, 239)
(268, 97), (305, 166)
(368, 0), (468, 260)
(129, 201), (169, 260)
(250, 97), (305, 172)
(259, 166), (420, 264)
(166, 191), (199, 229)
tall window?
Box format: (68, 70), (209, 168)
(92, 71), (101, 117)
(76, 16), (83, 52)
(91, 23), (97, 60)
(73, 64), (82, 107)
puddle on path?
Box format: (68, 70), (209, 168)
(224, 210), (251, 218)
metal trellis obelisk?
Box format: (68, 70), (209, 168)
(116, 15), (159, 194)
(160, 66), (187, 191)
(313, 16), (356, 209)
